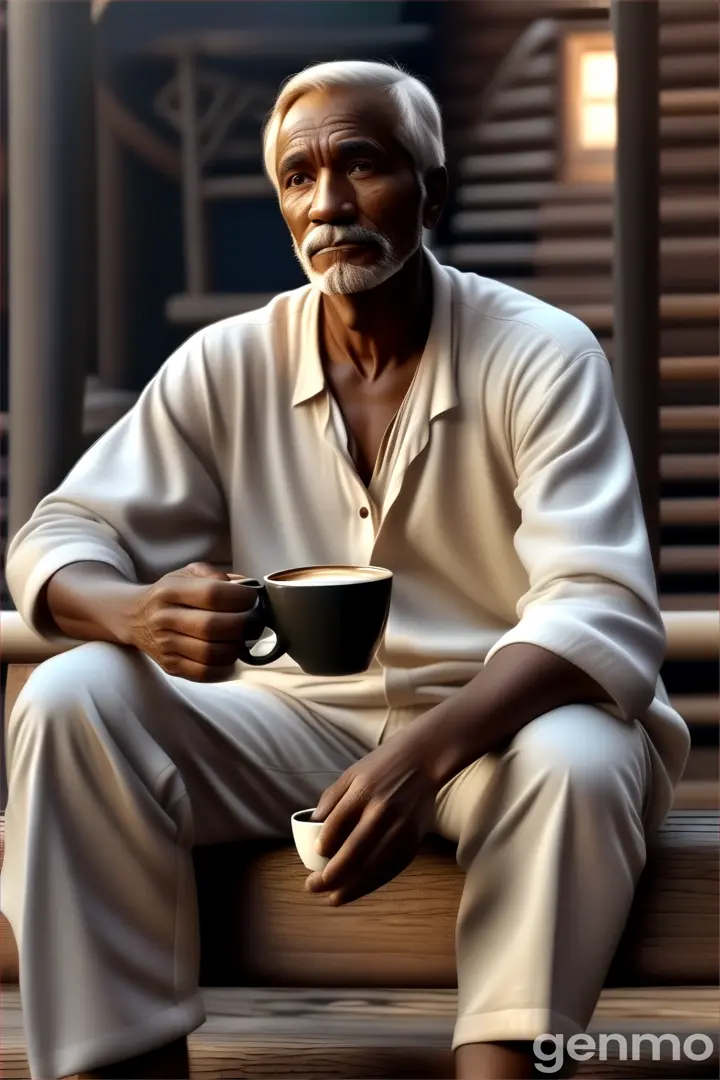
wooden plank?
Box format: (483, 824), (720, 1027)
(661, 51), (719, 87)
(1, 986), (717, 1080)
(661, 357), (718, 381)
(453, 196), (719, 234)
(660, 0), (720, 23)
(459, 146), (719, 183)
(451, 208), (541, 233)
(660, 594), (718, 612)
(660, 113), (720, 144)
(194, 811), (718, 988)
(458, 150), (556, 180)
(661, 498), (719, 525)
(663, 611), (719, 660)
(661, 21), (720, 50)
(660, 454), (718, 480)
(469, 116), (556, 148)
(455, 114), (718, 155)
(483, 84), (556, 118)
(662, 146), (719, 178)
(456, 180), (612, 207)
(661, 88), (720, 114)
(673, 781), (720, 810)
(567, 295), (719, 331)
(660, 546), (719, 573)
(661, 406), (720, 431)
(446, 239), (718, 291)
(672, 696), (718, 726)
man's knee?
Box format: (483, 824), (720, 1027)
(511, 703), (643, 804)
(7, 642), (144, 749)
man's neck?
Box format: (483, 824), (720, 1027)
(319, 247), (432, 381)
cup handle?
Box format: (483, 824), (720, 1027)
(231, 578), (288, 666)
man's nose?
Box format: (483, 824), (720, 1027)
(309, 169), (356, 225)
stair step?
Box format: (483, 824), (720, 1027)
(661, 357), (718, 381)
(452, 195), (720, 233)
(661, 498), (718, 525)
(458, 147), (719, 182)
(672, 696), (718, 725)
(661, 21), (720, 51)
(1, 986), (718, 1080)
(659, 594), (718, 611)
(454, 112), (719, 153)
(661, 87), (720, 114)
(660, 546), (719, 574)
(446, 236), (719, 270)
(660, 454), (718, 480)
(661, 406), (719, 431)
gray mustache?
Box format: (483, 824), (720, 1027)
(303, 225), (390, 260)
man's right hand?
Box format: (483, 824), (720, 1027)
(126, 562), (262, 681)
(45, 561), (263, 682)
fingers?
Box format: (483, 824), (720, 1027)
(156, 606), (257, 643)
(157, 633), (241, 669)
(319, 801), (386, 886)
(308, 819), (411, 906)
(161, 575), (261, 614)
(314, 783), (367, 860)
(162, 654), (238, 683)
(312, 775), (351, 829)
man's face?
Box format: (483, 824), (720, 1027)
(275, 86), (435, 295)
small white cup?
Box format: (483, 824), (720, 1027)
(291, 808), (328, 873)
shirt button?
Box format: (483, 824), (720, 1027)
(359, 507), (370, 519)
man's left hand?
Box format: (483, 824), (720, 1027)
(306, 733), (439, 906)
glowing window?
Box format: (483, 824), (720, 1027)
(561, 31), (616, 182)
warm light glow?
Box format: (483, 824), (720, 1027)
(562, 31), (617, 182)
(581, 51), (617, 99)
(579, 50), (617, 150)
(581, 103), (617, 148)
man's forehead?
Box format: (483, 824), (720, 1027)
(278, 86), (399, 150)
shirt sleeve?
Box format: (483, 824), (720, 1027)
(483, 348), (666, 721)
(5, 333), (229, 638)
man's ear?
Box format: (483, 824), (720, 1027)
(422, 166), (449, 230)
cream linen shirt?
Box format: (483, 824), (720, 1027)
(6, 249), (690, 786)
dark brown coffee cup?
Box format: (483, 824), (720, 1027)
(231, 565), (393, 676)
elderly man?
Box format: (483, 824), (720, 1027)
(3, 60), (689, 1080)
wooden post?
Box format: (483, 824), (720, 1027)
(7, 0), (94, 538)
(611, 0), (661, 575)
(178, 51), (208, 295)
(96, 89), (130, 390)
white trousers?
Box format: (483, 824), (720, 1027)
(1, 643), (671, 1079)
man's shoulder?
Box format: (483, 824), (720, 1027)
(446, 263), (605, 369)
(184, 283), (314, 358)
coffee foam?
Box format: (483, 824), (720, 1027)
(271, 566), (390, 586)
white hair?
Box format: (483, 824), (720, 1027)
(262, 59), (445, 192)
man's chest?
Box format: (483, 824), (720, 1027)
(323, 360), (421, 488)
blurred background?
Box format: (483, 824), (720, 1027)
(0, 0), (717, 794)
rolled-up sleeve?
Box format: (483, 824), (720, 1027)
(5, 334), (228, 637)
(483, 348), (666, 721)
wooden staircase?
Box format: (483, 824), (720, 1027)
(436, 0), (719, 809)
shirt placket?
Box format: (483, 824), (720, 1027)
(323, 393), (379, 565)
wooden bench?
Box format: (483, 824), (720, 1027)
(1, 626), (719, 1077)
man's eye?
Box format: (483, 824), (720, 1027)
(349, 161), (373, 175)
(287, 173), (310, 188)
